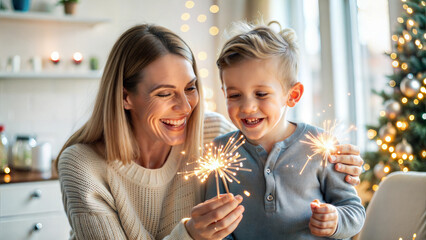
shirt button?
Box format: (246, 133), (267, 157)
(267, 194), (274, 201)
(266, 168), (271, 174)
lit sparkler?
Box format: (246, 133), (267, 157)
(180, 134), (252, 198)
(299, 120), (348, 174)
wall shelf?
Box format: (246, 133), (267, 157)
(0, 71), (102, 79)
(0, 11), (110, 25)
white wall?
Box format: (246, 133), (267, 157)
(0, 0), (246, 156)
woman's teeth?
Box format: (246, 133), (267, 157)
(161, 118), (185, 126)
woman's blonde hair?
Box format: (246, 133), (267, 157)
(217, 21), (299, 90)
(57, 24), (204, 165)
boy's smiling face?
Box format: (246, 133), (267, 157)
(222, 58), (296, 149)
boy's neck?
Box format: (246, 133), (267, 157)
(248, 120), (297, 153)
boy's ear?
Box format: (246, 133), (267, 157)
(287, 82), (304, 107)
(123, 88), (132, 110)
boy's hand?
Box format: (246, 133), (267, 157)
(329, 144), (364, 186)
(309, 199), (338, 237)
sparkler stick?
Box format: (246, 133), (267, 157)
(179, 134), (252, 198)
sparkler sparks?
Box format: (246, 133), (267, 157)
(299, 120), (341, 174)
(179, 134), (252, 198)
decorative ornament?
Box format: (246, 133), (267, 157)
(395, 139), (413, 157)
(379, 122), (397, 142)
(50, 51), (60, 64)
(384, 100), (402, 120)
(400, 74), (421, 97)
(374, 162), (387, 179)
(72, 52), (83, 65)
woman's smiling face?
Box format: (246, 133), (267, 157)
(124, 54), (199, 146)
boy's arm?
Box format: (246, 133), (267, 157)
(320, 164), (366, 239)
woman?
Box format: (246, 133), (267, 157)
(57, 24), (363, 240)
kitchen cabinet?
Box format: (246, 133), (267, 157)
(0, 180), (70, 239)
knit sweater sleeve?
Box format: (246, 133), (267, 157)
(320, 163), (366, 239)
(58, 144), (128, 240)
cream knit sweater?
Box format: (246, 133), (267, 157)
(58, 112), (235, 240)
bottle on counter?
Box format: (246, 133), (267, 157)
(0, 125), (9, 173)
(12, 135), (37, 170)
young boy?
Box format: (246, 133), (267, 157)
(205, 22), (365, 239)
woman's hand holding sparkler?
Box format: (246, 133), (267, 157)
(329, 144), (364, 186)
(309, 199), (339, 237)
(185, 193), (244, 240)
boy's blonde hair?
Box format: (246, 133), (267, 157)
(217, 21), (299, 91)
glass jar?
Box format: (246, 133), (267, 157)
(0, 125), (8, 171)
(12, 135), (37, 170)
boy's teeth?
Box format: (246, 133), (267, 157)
(245, 118), (260, 124)
(161, 118), (185, 126)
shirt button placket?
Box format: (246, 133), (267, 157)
(267, 194), (274, 202)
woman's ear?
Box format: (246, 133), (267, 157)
(123, 88), (132, 110)
(287, 82), (304, 107)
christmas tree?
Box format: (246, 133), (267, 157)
(361, 0), (426, 193)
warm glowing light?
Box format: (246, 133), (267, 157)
(413, 99), (419, 105)
(181, 13), (190, 21)
(299, 120), (339, 174)
(398, 159), (404, 164)
(380, 111), (386, 117)
(401, 63), (408, 70)
(407, 8), (413, 14)
(389, 146), (395, 152)
(210, 5), (219, 13)
(402, 154), (408, 160)
(244, 190), (251, 197)
(364, 163), (370, 171)
(397, 17), (404, 23)
(412, 29), (418, 34)
(376, 139), (383, 145)
(181, 151), (186, 155)
(415, 39), (421, 46)
(418, 44), (423, 49)
(399, 37), (405, 44)
(209, 26), (219, 36)
(180, 24), (190, 32)
(418, 93), (423, 99)
(367, 129), (377, 139)
(404, 34), (411, 41)
(421, 87), (426, 93)
(422, 150), (426, 158)
(403, 167), (409, 172)
(384, 166), (390, 173)
(50, 51), (60, 64)
(382, 144), (388, 150)
(392, 35), (398, 41)
(179, 134), (251, 198)
(198, 52), (207, 61)
(392, 153), (397, 159)
(407, 19), (414, 26)
(185, 1), (195, 9)
(390, 53), (397, 59)
(4, 167), (10, 174)
(347, 92), (351, 96)
(4, 174), (10, 183)
(72, 52), (83, 64)
(396, 121), (408, 130)
(409, 155), (414, 161)
(199, 68), (209, 78)
(372, 184), (379, 191)
(384, 136), (392, 142)
(402, 97), (408, 103)
(409, 115), (415, 121)
(392, 60), (399, 68)
(389, 80), (396, 87)
(197, 14), (207, 23)
(423, 113), (426, 120)
(403, 4), (408, 9)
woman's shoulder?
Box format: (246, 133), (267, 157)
(203, 111), (236, 143)
(58, 143), (107, 176)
